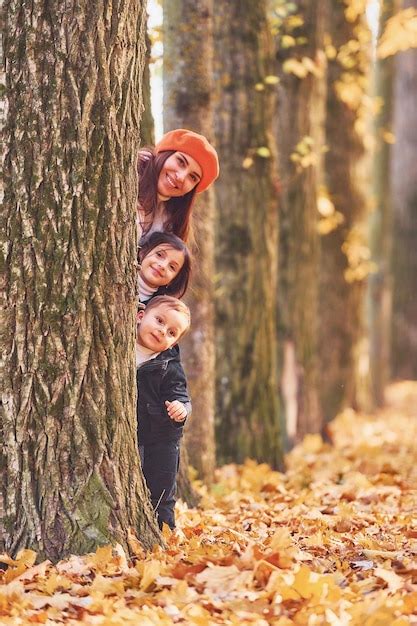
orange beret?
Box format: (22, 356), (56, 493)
(155, 129), (219, 193)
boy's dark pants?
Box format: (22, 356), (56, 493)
(139, 440), (180, 530)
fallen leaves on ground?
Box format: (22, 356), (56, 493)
(1, 382), (417, 625)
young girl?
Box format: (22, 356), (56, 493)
(138, 231), (191, 305)
(137, 128), (219, 242)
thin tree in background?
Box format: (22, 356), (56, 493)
(141, 25), (156, 147)
(214, 0), (283, 467)
(2, 0), (161, 560)
(275, 0), (328, 442)
(390, 0), (417, 380)
(319, 1), (372, 420)
(163, 0), (216, 482)
(368, 0), (399, 406)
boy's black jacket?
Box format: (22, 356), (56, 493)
(137, 345), (191, 445)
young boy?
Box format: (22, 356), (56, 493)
(136, 295), (191, 529)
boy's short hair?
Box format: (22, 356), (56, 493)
(144, 295), (191, 338)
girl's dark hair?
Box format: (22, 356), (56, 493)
(137, 148), (197, 242)
(138, 231), (192, 299)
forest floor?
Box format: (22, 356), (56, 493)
(1, 381), (417, 625)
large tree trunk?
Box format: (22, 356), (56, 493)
(276, 0), (327, 443)
(213, 0), (283, 467)
(390, 0), (417, 380)
(319, 3), (371, 420)
(163, 0), (216, 483)
(2, 0), (161, 561)
(368, 0), (398, 406)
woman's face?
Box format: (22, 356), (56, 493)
(157, 152), (202, 199)
(140, 244), (185, 289)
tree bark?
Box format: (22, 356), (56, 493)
(276, 0), (327, 442)
(213, 0), (283, 467)
(2, 0), (161, 561)
(368, 0), (398, 406)
(163, 0), (216, 483)
(140, 22), (156, 146)
(319, 3), (371, 420)
(390, 0), (417, 380)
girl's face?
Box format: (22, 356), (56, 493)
(157, 152), (202, 199)
(140, 244), (185, 289)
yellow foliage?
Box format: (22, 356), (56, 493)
(283, 58), (308, 78)
(291, 136), (322, 170)
(281, 35), (296, 48)
(325, 44), (338, 60)
(381, 129), (396, 144)
(317, 211), (345, 235)
(2, 383), (417, 624)
(264, 75), (280, 85)
(342, 225), (377, 282)
(334, 73), (366, 111)
(317, 189), (336, 217)
(344, 0), (368, 23)
(256, 146), (271, 158)
(378, 8), (417, 58)
(242, 157), (254, 170)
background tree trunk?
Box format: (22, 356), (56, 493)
(367, 0), (398, 407)
(275, 0), (327, 443)
(2, 0), (161, 560)
(213, 0), (283, 467)
(140, 24), (156, 146)
(163, 0), (216, 483)
(319, 3), (371, 421)
(390, 0), (417, 380)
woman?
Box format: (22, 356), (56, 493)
(137, 128), (219, 242)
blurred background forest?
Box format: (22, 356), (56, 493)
(142, 0), (417, 482)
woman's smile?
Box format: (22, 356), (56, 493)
(157, 152), (202, 198)
(166, 173), (178, 190)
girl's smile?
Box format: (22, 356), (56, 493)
(140, 244), (185, 289)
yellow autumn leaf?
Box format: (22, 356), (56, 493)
(264, 75), (280, 85)
(269, 527), (293, 552)
(345, 0), (368, 23)
(378, 8), (417, 58)
(301, 56), (319, 75)
(256, 147), (271, 158)
(325, 44), (337, 59)
(90, 544), (114, 572)
(382, 129), (396, 144)
(90, 574), (125, 597)
(317, 212), (345, 235)
(317, 192), (335, 217)
(282, 58), (308, 78)
(242, 157), (254, 169)
(373, 567), (403, 592)
(3, 549), (38, 583)
(281, 35), (296, 48)
(138, 559), (161, 591)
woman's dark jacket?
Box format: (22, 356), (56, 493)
(136, 345), (191, 445)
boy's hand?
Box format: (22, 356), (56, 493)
(165, 400), (187, 422)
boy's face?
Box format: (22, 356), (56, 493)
(137, 304), (189, 352)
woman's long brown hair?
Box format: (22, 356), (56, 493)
(137, 148), (197, 242)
